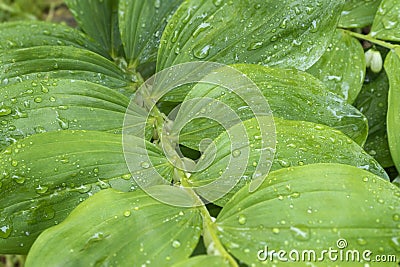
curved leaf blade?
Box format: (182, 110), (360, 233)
(190, 118), (387, 206)
(0, 78), (144, 150)
(0, 21), (108, 57)
(0, 46), (129, 89)
(177, 64), (368, 146)
(157, 0), (345, 71)
(216, 164), (400, 266)
(354, 69), (393, 168)
(307, 29), (366, 103)
(338, 0), (382, 28)
(25, 188), (202, 267)
(119, 0), (182, 67)
(65, 0), (123, 58)
(371, 0), (400, 41)
(0, 131), (172, 254)
(386, 47), (400, 172)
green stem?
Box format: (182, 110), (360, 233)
(344, 29), (397, 50)
(180, 176), (238, 267)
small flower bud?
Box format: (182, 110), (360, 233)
(370, 50), (383, 73)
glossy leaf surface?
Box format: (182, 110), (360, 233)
(371, 0), (400, 41)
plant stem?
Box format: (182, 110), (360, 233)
(343, 29), (397, 50)
(180, 176), (238, 267)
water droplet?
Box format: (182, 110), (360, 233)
(272, 228), (280, 234)
(36, 185), (49, 195)
(362, 177), (369, 182)
(0, 106), (12, 117)
(383, 19), (397, 29)
(0, 221), (12, 239)
(278, 160), (291, 167)
(248, 41), (263, 51)
(154, 0), (160, 9)
(290, 225), (311, 241)
(12, 175), (25, 184)
(193, 22), (211, 38)
(389, 236), (400, 251)
(280, 18), (288, 29)
(140, 161), (150, 169)
(124, 210), (131, 217)
(393, 214), (400, 221)
(193, 45), (211, 59)
(76, 184), (92, 193)
(11, 160), (18, 167)
(238, 214), (247, 225)
(121, 174), (131, 180)
(34, 97), (43, 103)
(172, 240), (181, 248)
(213, 0), (223, 6)
(357, 238), (367, 246)
(232, 149), (241, 158)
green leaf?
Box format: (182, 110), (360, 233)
(354, 69), (394, 168)
(65, 0), (123, 58)
(338, 0), (382, 28)
(307, 29), (366, 103)
(119, 0), (182, 67)
(371, 0), (400, 42)
(25, 188), (202, 267)
(189, 118), (388, 206)
(216, 163), (400, 266)
(176, 64), (368, 147)
(0, 131), (172, 254)
(0, 78), (152, 150)
(386, 47), (400, 172)
(172, 255), (229, 267)
(0, 21), (108, 58)
(157, 0), (345, 71)
(0, 46), (129, 90)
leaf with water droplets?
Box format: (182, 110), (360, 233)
(172, 255), (229, 267)
(307, 29), (366, 103)
(25, 188), (202, 267)
(64, 0), (123, 58)
(0, 131), (173, 254)
(189, 118), (387, 206)
(0, 46), (129, 91)
(385, 47), (400, 173)
(0, 78), (152, 150)
(338, 0), (382, 28)
(371, 0), (400, 41)
(177, 64), (367, 147)
(0, 21), (108, 57)
(354, 68), (394, 168)
(157, 0), (345, 71)
(119, 0), (182, 67)
(216, 163), (400, 266)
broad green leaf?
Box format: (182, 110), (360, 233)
(119, 0), (182, 67)
(0, 131), (173, 254)
(216, 164), (400, 266)
(0, 21), (108, 57)
(0, 78), (152, 150)
(0, 46), (129, 90)
(307, 29), (366, 103)
(386, 47), (400, 172)
(65, 0), (123, 58)
(189, 118), (388, 206)
(25, 188), (202, 267)
(172, 255), (229, 267)
(371, 0), (400, 41)
(354, 69), (393, 168)
(338, 0), (382, 28)
(157, 0), (345, 71)
(176, 64), (368, 147)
